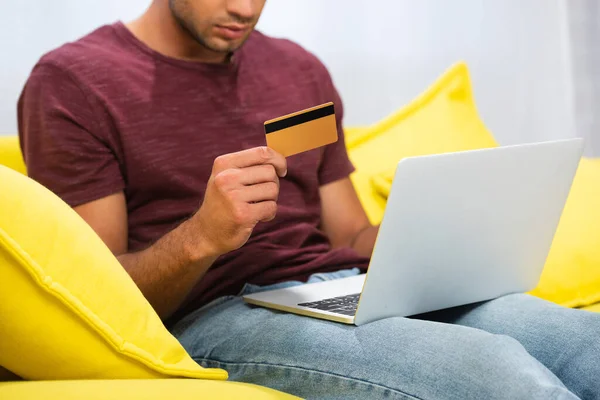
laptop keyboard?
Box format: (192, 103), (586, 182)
(298, 293), (360, 316)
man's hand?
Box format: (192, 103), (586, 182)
(191, 146), (288, 258)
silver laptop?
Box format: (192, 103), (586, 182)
(243, 139), (584, 325)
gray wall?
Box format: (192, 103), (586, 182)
(566, 1), (600, 157)
(0, 0), (576, 147)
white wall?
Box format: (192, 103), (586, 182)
(0, 0), (575, 146)
(0, 1), (149, 134)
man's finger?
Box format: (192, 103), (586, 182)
(214, 147), (287, 177)
(251, 200), (278, 223)
(241, 182), (279, 203)
(238, 164), (280, 186)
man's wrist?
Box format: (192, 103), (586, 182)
(179, 217), (222, 263)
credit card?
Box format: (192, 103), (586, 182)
(264, 102), (338, 157)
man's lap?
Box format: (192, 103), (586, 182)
(171, 269), (598, 399)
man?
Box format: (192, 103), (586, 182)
(18, 1), (599, 398)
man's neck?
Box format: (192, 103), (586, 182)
(126, 2), (228, 64)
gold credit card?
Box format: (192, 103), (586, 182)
(264, 102), (338, 157)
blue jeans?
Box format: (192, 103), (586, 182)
(171, 268), (600, 399)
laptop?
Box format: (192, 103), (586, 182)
(243, 139), (584, 325)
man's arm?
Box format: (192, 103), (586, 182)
(319, 177), (379, 257)
(74, 147), (287, 320)
(74, 193), (219, 319)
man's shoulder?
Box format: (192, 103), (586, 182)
(245, 31), (330, 78)
(34, 23), (131, 81)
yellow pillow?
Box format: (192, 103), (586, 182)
(583, 302), (600, 313)
(0, 380), (299, 400)
(529, 158), (600, 308)
(0, 136), (26, 175)
(0, 165), (227, 380)
(346, 62), (498, 224)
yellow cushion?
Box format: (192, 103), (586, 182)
(0, 165), (227, 380)
(0, 136), (26, 175)
(0, 380), (299, 400)
(529, 158), (600, 308)
(582, 302), (600, 313)
(346, 62), (497, 224)
(343, 126), (370, 145)
(345, 62), (600, 310)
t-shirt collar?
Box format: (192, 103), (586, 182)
(112, 21), (246, 72)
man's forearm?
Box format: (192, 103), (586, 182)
(117, 218), (218, 320)
(350, 225), (380, 258)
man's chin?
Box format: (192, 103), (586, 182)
(209, 34), (251, 53)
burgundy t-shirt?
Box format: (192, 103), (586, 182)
(18, 22), (370, 318)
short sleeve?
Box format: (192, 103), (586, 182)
(18, 63), (125, 207)
(317, 74), (355, 186)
